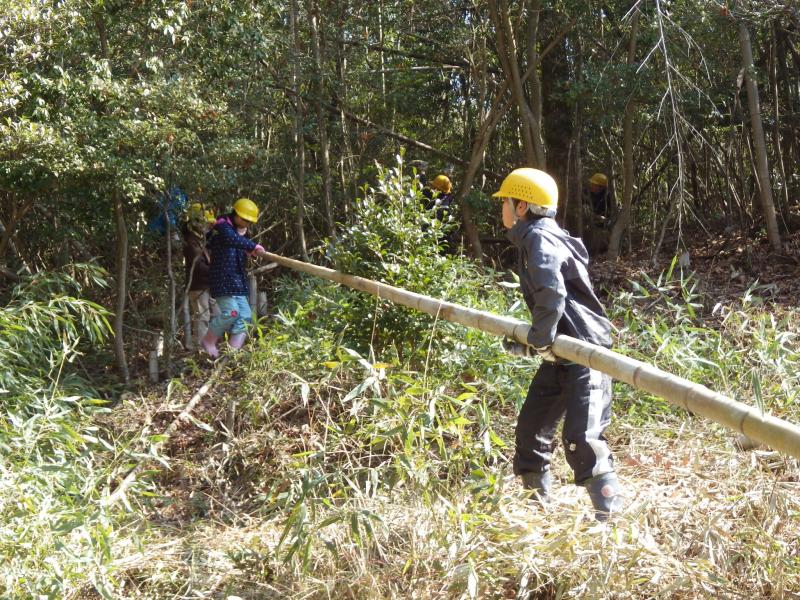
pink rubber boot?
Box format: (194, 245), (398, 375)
(201, 331), (220, 358)
(228, 332), (247, 350)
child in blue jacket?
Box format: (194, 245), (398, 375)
(201, 198), (267, 357)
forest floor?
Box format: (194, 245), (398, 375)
(98, 230), (800, 599)
(593, 228), (800, 308)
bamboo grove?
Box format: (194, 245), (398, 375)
(2, 1), (799, 374)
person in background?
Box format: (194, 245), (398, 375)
(422, 174), (458, 250)
(148, 185), (188, 240)
(181, 203), (218, 349)
(201, 198), (268, 358)
(587, 172), (614, 228)
(424, 175), (455, 220)
(494, 167), (621, 521)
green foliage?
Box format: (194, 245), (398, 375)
(611, 258), (800, 422)
(0, 266), (131, 598)
(240, 299), (525, 574)
(0, 0), (281, 273)
(1, 265), (112, 407)
(129, 254), (800, 597)
(309, 157), (506, 360)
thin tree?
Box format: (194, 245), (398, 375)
(95, 8), (130, 382)
(737, 15), (781, 252)
(307, 0), (335, 237)
(488, 0), (545, 167)
(290, 0), (309, 260)
(112, 191), (130, 383)
(608, 4), (641, 259)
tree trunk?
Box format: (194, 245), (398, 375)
(182, 296), (192, 350)
(769, 20), (789, 218)
(93, 10), (109, 59)
(113, 191), (130, 383)
(608, 6), (640, 259)
(307, 0), (335, 237)
(0, 197), (34, 273)
(95, 7), (128, 380)
(567, 34), (584, 237)
(290, 0), (309, 260)
(488, 0), (540, 166)
(451, 6), (574, 257)
(775, 26), (796, 206)
(525, 0), (546, 167)
(334, 5), (357, 214)
(457, 85), (513, 261)
(163, 195), (176, 377)
(738, 19), (781, 252)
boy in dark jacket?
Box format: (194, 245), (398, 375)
(494, 167), (621, 521)
(182, 203), (217, 348)
(201, 198), (268, 357)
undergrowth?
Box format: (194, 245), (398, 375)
(611, 257), (800, 424)
(3, 162), (798, 598)
(118, 161), (798, 598)
(0, 265), (138, 598)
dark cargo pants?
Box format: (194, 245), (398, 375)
(513, 362), (614, 484)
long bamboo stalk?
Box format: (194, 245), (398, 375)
(263, 251), (800, 460)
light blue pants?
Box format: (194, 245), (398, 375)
(209, 295), (252, 336)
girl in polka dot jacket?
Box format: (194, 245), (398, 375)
(201, 198), (268, 357)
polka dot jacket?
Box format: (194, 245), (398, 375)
(208, 214), (258, 298)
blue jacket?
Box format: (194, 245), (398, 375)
(507, 217), (612, 349)
(208, 215), (258, 298)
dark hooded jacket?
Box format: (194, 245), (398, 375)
(207, 214), (258, 298)
(507, 217), (612, 349)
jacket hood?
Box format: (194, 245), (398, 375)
(507, 217), (589, 266)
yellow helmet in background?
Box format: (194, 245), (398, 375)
(492, 168), (558, 215)
(430, 174), (452, 194)
(188, 203), (217, 224)
(233, 197), (259, 222)
(187, 202), (210, 221)
(187, 203), (204, 220)
(589, 172), (608, 187)
(186, 203), (215, 234)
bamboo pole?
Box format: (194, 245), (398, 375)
(263, 251), (800, 460)
(248, 273), (258, 317)
(182, 295), (193, 350)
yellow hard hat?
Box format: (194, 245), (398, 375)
(492, 168), (558, 211)
(233, 197), (258, 222)
(430, 174), (452, 194)
(187, 203), (216, 224)
(187, 203), (204, 219)
(589, 172), (608, 187)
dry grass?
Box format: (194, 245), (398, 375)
(91, 252), (800, 599)
(112, 381), (800, 599)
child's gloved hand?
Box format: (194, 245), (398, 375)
(535, 345), (557, 362)
(249, 244), (268, 258)
(502, 338), (532, 358)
